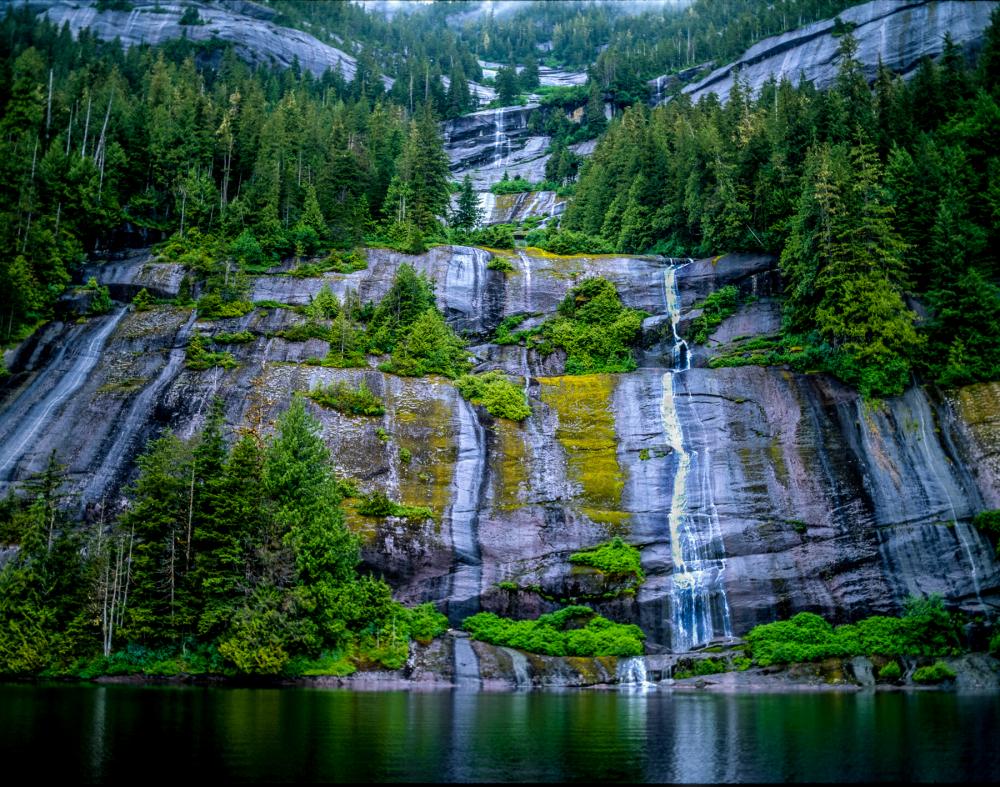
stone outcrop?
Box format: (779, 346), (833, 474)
(1, 246), (998, 654)
(32, 0), (373, 82)
(651, 0), (1000, 104)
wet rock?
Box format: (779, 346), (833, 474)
(34, 1), (369, 81)
(660, 0), (1000, 105)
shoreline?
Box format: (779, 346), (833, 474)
(6, 648), (998, 694)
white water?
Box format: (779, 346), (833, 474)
(504, 647), (532, 690)
(616, 656), (651, 689)
(661, 267), (733, 651)
(453, 637), (481, 690)
(83, 310), (198, 504)
(492, 107), (510, 170)
(0, 307), (127, 480)
(449, 398), (486, 621)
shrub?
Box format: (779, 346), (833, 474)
(357, 490), (434, 521)
(462, 606), (645, 657)
(912, 661), (957, 684)
(455, 371), (531, 421)
(84, 277), (113, 316)
(185, 334), (238, 371)
(688, 286), (740, 344)
(469, 223), (516, 250)
(196, 293), (254, 319)
(277, 321), (334, 342)
(404, 603), (449, 644)
(878, 661), (902, 681)
(974, 510), (1000, 555)
(212, 330), (254, 344)
(568, 537), (644, 583)
(306, 381), (384, 416)
(531, 277), (646, 373)
(526, 228), (613, 255)
(132, 288), (154, 311)
(487, 255), (515, 273)
(381, 308), (470, 379)
(494, 313), (531, 345)
(989, 631), (1000, 658)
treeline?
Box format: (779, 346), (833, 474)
(0, 8), (452, 343)
(0, 398), (447, 677)
(563, 25), (1000, 397)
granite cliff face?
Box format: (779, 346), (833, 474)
(2, 247), (997, 654)
(652, 0), (1000, 104)
(32, 0), (367, 81)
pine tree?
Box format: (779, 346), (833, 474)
(396, 104), (451, 232)
(452, 174), (483, 231)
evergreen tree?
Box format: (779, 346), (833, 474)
(452, 174), (483, 231)
(396, 104), (451, 232)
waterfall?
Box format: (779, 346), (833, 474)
(661, 267), (733, 651)
(448, 398), (486, 622)
(453, 636), (481, 690)
(504, 647), (532, 690)
(492, 107), (509, 170)
(616, 656), (651, 689)
(83, 309), (198, 504)
(0, 307), (128, 481)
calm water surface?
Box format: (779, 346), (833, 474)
(1, 684), (998, 782)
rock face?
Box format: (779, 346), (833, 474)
(652, 0), (1000, 104)
(443, 104), (550, 192)
(33, 0), (367, 81)
(2, 247), (999, 653)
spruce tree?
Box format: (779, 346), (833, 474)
(452, 174), (483, 231)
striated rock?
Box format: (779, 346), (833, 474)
(1, 246), (998, 653)
(33, 0), (372, 82)
(83, 249), (186, 300)
(651, 0), (1000, 105)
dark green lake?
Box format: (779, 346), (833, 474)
(2, 684), (998, 782)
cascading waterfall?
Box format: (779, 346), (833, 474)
(83, 309), (198, 504)
(661, 266), (733, 651)
(492, 107), (510, 170)
(0, 307), (128, 481)
(448, 398), (487, 622)
(616, 656), (650, 688)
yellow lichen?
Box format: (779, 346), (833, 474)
(492, 417), (528, 510)
(393, 382), (456, 521)
(539, 374), (626, 526)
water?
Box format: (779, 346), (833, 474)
(1, 685), (997, 782)
(0, 307), (127, 481)
(661, 267), (733, 651)
(447, 398), (486, 622)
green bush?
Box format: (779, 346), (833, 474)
(487, 255), (515, 273)
(212, 330), (255, 344)
(403, 603), (449, 644)
(462, 606), (645, 657)
(185, 334), (238, 371)
(878, 661), (902, 681)
(531, 277), (646, 373)
(357, 490), (434, 521)
(196, 293), (254, 319)
(745, 596), (962, 666)
(989, 631), (1000, 658)
(381, 308), (469, 379)
(526, 228), (613, 255)
(132, 288), (154, 311)
(568, 537), (644, 582)
(277, 321), (334, 342)
(469, 223), (516, 250)
(688, 286), (740, 344)
(974, 510), (1000, 555)
(306, 380), (384, 416)
(455, 371), (531, 421)
(494, 314), (531, 345)
(912, 661), (957, 684)
(84, 277), (113, 316)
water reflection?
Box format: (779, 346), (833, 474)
(0, 685), (997, 782)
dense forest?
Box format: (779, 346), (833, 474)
(561, 25), (1000, 396)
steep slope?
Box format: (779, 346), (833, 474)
(2, 248), (997, 651)
(32, 0), (367, 81)
(651, 0), (1000, 104)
